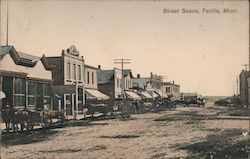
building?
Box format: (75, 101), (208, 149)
(0, 45), (52, 112)
(46, 45), (85, 119)
(123, 69), (133, 91)
(181, 93), (198, 101)
(162, 81), (180, 101)
(132, 74), (150, 90)
(239, 70), (249, 105)
(97, 68), (123, 102)
(84, 64), (109, 101)
(133, 73), (163, 98)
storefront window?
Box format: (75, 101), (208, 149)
(13, 77), (26, 108)
(44, 84), (51, 110)
(28, 82), (36, 107)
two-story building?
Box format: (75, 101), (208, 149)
(133, 73), (163, 98)
(0, 45), (52, 112)
(97, 68), (123, 102)
(85, 64), (109, 101)
(46, 45), (85, 119)
(161, 81), (181, 101)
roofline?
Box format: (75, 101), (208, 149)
(85, 64), (100, 70)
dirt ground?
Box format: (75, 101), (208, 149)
(1, 102), (249, 159)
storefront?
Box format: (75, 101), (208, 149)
(0, 46), (53, 111)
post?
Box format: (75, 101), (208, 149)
(0, 0), (2, 46)
(6, 0), (8, 46)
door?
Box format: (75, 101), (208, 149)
(65, 94), (72, 115)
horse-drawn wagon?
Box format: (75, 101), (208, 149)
(2, 106), (65, 133)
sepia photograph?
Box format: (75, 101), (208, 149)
(0, 0), (249, 158)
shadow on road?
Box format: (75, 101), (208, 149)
(2, 129), (59, 146)
(172, 128), (250, 159)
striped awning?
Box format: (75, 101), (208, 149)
(152, 92), (159, 98)
(141, 91), (153, 99)
(125, 91), (141, 100)
(86, 89), (110, 100)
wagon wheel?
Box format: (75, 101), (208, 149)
(41, 116), (52, 128)
(23, 120), (34, 131)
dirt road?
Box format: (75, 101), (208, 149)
(1, 103), (249, 159)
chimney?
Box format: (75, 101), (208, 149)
(173, 81), (175, 84)
(137, 74), (140, 78)
(98, 65), (101, 69)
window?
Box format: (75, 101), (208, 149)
(117, 79), (119, 88)
(44, 84), (52, 110)
(13, 77), (26, 108)
(73, 64), (76, 80)
(67, 62), (71, 79)
(87, 71), (90, 84)
(27, 82), (36, 107)
(166, 87), (171, 93)
(92, 72), (94, 84)
(78, 65), (81, 80)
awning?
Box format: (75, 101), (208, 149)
(154, 90), (168, 98)
(125, 91), (141, 100)
(86, 89), (110, 100)
(140, 91), (153, 99)
(152, 92), (159, 98)
(0, 91), (6, 99)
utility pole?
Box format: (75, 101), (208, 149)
(242, 64), (249, 72)
(6, 0), (8, 46)
(114, 59), (131, 99)
(0, 0), (2, 46)
(236, 76), (239, 96)
(161, 76), (167, 99)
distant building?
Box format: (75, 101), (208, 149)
(46, 45), (85, 119)
(0, 45), (52, 111)
(123, 69), (133, 91)
(97, 68), (123, 102)
(239, 70), (249, 105)
(181, 92), (198, 101)
(133, 72), (164, 98)
(162, 81), (180, 101)
(84, 64), (109, 101)
(132, 74), (150, 90)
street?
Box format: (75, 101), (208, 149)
(1, 102), (249, 159)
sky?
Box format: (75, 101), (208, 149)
(0, 0), (249, 96)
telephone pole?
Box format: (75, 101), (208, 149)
(236, 76), (239, 96)
(242, 64), (249, 72)
(6, 0), (8, 46)
(114, 59), (131, 99)
(0, 0), (2, 46)
(161, 76), (167, 99)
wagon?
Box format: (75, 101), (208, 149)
(2, 108), (65, 133)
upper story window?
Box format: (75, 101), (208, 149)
(67, 62), (71, 79)
(78, 65), (81, 81)
(73, 64), (76, 80)
(92, 72), (94, 84)
(87, 71), (90, 84)
(166, 87), (171, 93)
(117, 79), (119, 88)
